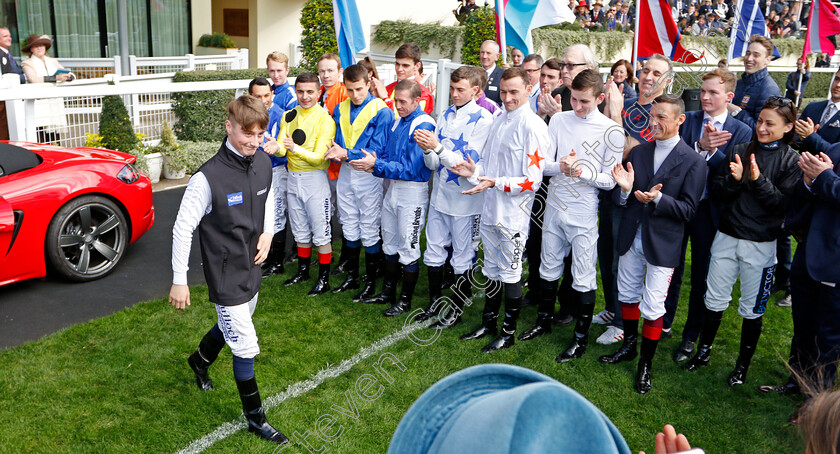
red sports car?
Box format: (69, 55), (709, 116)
(0, 141), (154, 287)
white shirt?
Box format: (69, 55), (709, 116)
(171, 140), (275, 285)
(424, 100), (494, 216)
(470, 103), (550, 232)
(544, 109), (621, 213)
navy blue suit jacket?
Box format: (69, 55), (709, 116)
(798, 144), (840, 283)
(797, 100), (840, 154)
(614, 139), (707, 268)
(484, 66), (504, 105)
(679, 111), (753, 225)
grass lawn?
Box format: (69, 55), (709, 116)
(0, 244), (803, 454)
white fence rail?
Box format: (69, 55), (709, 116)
(48, 50), (250, 79)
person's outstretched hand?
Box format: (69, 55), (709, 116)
(639, 424), (692, 454)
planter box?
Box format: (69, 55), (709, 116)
(195, 46), (240, 56)
(145, 152), (163, 184)
(163, 160), (186, 180)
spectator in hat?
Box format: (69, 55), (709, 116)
(591, 1), (607, 27)
(575, 1), (592, 25)
(20, 34), (74, 83)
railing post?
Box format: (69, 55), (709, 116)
(113, 55), (122, 77)
(435, 59), (451, 119)
(238, 48), (249, 69)
(129, 55), (138, 76)
(186, 54), (195, 71)
(3, 74), (25, 141)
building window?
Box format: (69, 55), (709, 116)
(0, 0), (190, 58)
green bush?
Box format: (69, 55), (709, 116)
(171, 68), (302, 142)
(197, 33), (237, 49)
(300, 0), (338, 71)
(99, 94), (139, 152)
(372, 20), (462, 60)
(670, 68), (830, 100)
(176, 140), (219, 174)
(461, 6), (497, 66)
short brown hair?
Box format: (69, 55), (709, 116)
(295, 71), (320, 87)
(470, 66), (488, 91)
(749, 34), (776, 57)
(343, 64), (369, 83)
(227, 95), (269, 129)
(451, 66), (482, 89)
(701, 68), (737, 93)
(571, 69), (604, 97)
(266, 51), (289, 67)
(318, 53), (341, 68)
(395, 79), (422, 98)
(500, 67), (530, 86)
(611, 59), (637, 83)
(395, 42), (422, 63)
(653, 93), (685, 116)
(542, 57), (563, 73)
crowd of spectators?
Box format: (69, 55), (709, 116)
(570, 0), (811, 38)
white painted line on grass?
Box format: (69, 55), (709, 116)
(175, 320), (428, 454)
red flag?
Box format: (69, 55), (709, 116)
(803, 0), (840, 62)
(636, 0), (702, 63)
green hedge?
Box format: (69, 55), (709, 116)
(300, 0), (338, 71)
(372, 20), (462, 60)
(171, 68), (302, 142)
(461, 6), (498, 66)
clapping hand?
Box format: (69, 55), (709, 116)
(450, 154), (477, 177)
(612, 161), (635, 192)
(350, 149), (377, 172)
(559, 148), (583, 177)
(799, 151), (834, 186)
(462, 176), (495, 195)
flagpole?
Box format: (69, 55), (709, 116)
(631, 0), (640, 88)
(499, 0), (508, 64)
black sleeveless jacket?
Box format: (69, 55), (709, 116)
(197, 140), (272, 306)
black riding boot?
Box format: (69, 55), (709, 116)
(416, 265), (445, 322)
(362, 259), (400, 304)
(187, 329), (226, 391)
(236, 377), (289, 445)
(600, 310), (638, 364)
(261, 231), (286, 278)
(461, 280), (502, 340)
(683, 309), (724, 371)
(557, 290), (596, 362)
(729, 317), (763, 386)
(384, 266), (417, 317)
(482, 284), (522, 352)
(308, 261), (331, 296)
(332, 246), (361, 293)
(635, 336), (659, 394)
(519, 278), (557, 341)
(353, 251), (380, 302)
(283, 254), (310, 286)
(331, 237), (350, 276)
(430, 272), (470, 329)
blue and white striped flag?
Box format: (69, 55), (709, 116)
(332, 0), (366, 68)
(727, 0), (782, 60)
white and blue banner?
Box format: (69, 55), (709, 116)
(332, 0), (366, 68)
(727, 0), (782, 60)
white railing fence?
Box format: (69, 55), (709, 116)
(47, 50), (250, 79)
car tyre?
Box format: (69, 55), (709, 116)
(45, 195), (128, 282)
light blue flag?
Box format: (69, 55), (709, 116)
(333, 0), (366, 68)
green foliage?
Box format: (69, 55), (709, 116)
(372, 20), (462, 60)
(300, 0), (338, 72)
(533, 29), (630, 64)
(171, 68), (302, 142)
(172, 140), (218, 174)
(461, 6), (497, 66)
(99, 94), (139, 153)
(84, 133), (105, 148)
(197, 33), (237, 49)
(671, 68), (831, 100)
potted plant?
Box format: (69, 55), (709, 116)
(156, 121), (187, 179)
(195, 33), (239, 56)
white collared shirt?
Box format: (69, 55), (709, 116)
(695, 110), (729, 159)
